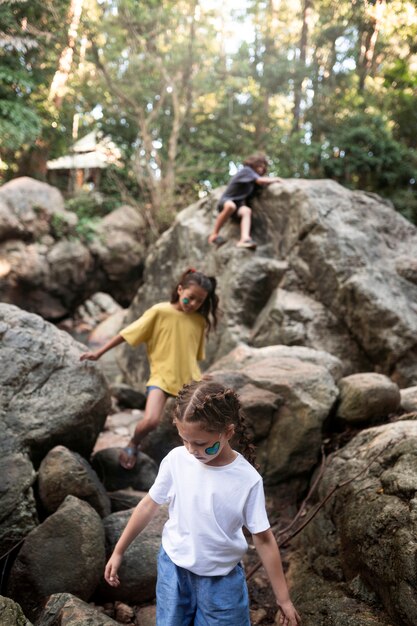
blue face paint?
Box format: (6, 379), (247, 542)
(183, 297), (190, 304)
(205, 441), (220, 456)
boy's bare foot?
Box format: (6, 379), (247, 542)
(119, 445), (139, 469)
(236, 238), (257, 249)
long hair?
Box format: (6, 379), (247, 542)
(170, 268), (219, 334)
(174, 380), (257, 467)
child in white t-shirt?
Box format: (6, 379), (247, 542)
(104, 380), (301, 626)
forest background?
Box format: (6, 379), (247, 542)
(1, 0), (417, 233)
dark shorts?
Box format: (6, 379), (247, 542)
(217, 198), (247, 222)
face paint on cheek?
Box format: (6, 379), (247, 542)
(205, 441), (220, 456)
(182, 298), (190, 304)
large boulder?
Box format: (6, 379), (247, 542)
(0, 178), (146, 318)
(38, 445), (111, 518)
(0, 435), (38, 556)
(96, 506), (168, 604)
(210, 344), (340, 485)
(89, 204), (147, 303)
(0, 303), (110, 464)
(336, 373), (401, 423)
(291, 420), (417, 626)
(117, 180), (417, 389)
(0, 176), (75, 242)
(7, 496), (106, 621)
(0, 304), (110, 556)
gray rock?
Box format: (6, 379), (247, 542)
(7, 496), (105, 621)
(110, 383), (146, 410)
(0, 595), (33, 626)
(116, 179), (417, 387)
(35, 593), (120, 626)
(0, 304), (110, 465)
(210, 345), (339, 485)
(75, 292), (122, 328)
(135, 604), (157, 626)
(108, 489), (146, 512)
(337, 373), (401, 423)
(91, 448), (158, 492)
(295, 421), (417, 626)
(400, 386), (417, 413)
(0, 305), (110, 556)
(38, 445), (111, 518)
(395, 255), (417, 285)
(0, 435), (38, 556)
(96, 506), (168, 604)
(0, 177), (74, 242)
(288, 555), (394, 626)
(137, 397), (181, 465)
(0, 178), (146, 318)
(90, 204), (146, 284)
(250, 288), (370, 374)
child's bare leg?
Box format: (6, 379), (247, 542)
(208, 201), (236, 243)
(119, 388), (168, 469)
(237, 205), (252, 243)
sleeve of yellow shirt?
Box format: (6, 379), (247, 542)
(119, 306), (157, 347)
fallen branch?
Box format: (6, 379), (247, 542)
(246, 443), (389, 581)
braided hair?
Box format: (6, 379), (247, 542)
(174, 380), (257, 467)
(170, 268), (219, 334)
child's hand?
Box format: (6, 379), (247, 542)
(80, 351), (99, 361)
(104, 553), (123, 587)
(276, 600), (301, 625)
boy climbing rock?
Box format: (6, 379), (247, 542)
(208, 153), (282, 250)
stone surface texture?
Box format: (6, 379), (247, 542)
(117, 180), (417, 389)
(291, 420), (417, 626)
(7, 496), (106, 621)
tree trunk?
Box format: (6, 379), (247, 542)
(357, 0), (385, 92)
(49, 0), (84, 107)
(292, 0), (313, 134)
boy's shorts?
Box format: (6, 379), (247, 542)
(217, 198), (247, 222)
(156, 547), (250, 626)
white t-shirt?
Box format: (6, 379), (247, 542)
(148, 446), (270, 576)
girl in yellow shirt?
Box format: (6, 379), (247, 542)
(80, 269), (219, 469)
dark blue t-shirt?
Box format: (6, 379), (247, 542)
(218, 166), (260, 209)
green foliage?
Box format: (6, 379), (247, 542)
(2, 0), (417, 225)
(322, 113), (416, 191)
(0, 100), (41, 150)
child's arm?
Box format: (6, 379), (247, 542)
(255, 176), (283, 185)
(252, 528), (301, 625)
(79, 334), (126, 361)
(104, 494), (160, 587)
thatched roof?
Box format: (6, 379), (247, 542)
(47, 131), (122, 170)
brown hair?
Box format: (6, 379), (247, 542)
(170, 268), (219, 334)
(243, 153), (268, 170)
(174, 380), (257, 467)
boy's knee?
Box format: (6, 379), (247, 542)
(238, 205), (251, 217)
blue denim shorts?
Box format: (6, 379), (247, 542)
(156, 546), (250, 626)
(146, 385), (173, 397)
